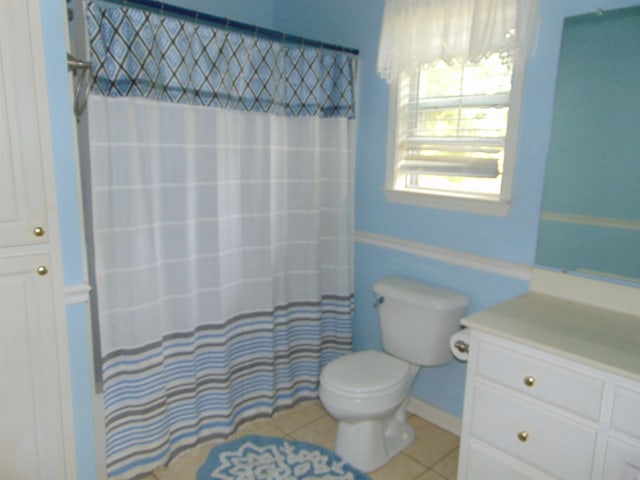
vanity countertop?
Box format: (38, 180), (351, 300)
(461, 292), (640, 382)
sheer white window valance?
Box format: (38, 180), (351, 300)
(377, 0), (539, 83)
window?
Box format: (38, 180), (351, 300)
(385, 52), (524, 215)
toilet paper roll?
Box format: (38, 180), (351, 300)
(449, 329), (471, 362)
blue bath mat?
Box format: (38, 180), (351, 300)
(197, 435), (371, 480)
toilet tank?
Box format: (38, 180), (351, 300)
(373, 277), (469, 366)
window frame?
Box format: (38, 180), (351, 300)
(384, 54), (527, 217)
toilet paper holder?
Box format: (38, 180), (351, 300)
(454, 339), (469, 354)
(372, 295), (385, 308)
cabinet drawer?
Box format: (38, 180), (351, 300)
(464, 440), (553, 480)
(603, 436), (640, 479)
(611, 386), (640, 441)
(476, 339), (604, 420)
(470, 383), (597, 480)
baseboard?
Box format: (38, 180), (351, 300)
(406, 396), (462, 437)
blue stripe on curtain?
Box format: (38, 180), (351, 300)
(103, 296), (354, 478)
(85, 2), (356, 118)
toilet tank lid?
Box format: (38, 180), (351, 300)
(373, 276), (469, 310)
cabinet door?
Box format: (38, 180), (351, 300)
(603, 437), (640, 480)
(0, 1), (76, 479)
(0, 0), (49, 248)
(0, 254), (71, 479)
(469, 382), (597, 479)
(464, 440), (554, 480)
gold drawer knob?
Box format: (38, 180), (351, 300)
(524, 376), (535, 387)
(33, 226), (45, 237)
(517, 431), (529, 442)
(37, 265), (48, 276)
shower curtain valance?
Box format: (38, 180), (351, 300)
(86, 2), (357, 118)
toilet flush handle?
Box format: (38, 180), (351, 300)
(373, 295), (385, 308)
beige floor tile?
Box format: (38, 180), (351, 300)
(414, 470), (447, 480)
(273, 400), (328, 434)
(152, 466), (176, 480)
(290, 415), (338, 450)
(231, 417), (286, 440)
(369, 453), (427, 480)
(431, 448), (459, 480)
(154, 442), (213, 480)
(403, 415), (459, 467)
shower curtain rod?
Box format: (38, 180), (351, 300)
(98, 0), (360, 55)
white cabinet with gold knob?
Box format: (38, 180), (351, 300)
(458, 292), (640, 480)
(0, 254), (69, 479)
(0, 1), (77, 479)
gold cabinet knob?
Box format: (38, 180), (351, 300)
(517, 431), (529, 442)
(524, 376), (535, 387)
(33, 226), (45, 237)
(37, 265), (48, 276)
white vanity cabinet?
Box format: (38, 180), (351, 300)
(458, 292), (640, 480)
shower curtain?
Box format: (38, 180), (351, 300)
(85, 3), (356, 479)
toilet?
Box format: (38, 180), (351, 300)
(319, 276), (469, 472)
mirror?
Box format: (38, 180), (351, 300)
(535, 5), (640, 285)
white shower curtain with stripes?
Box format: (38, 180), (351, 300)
(85, 4), (357, 478)
(89, 96), (354, 478)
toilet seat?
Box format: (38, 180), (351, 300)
(320, 350), (413, 396)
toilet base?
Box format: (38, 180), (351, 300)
(334, 404), (415, 473)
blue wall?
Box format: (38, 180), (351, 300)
(167, 0), (275, 26)
(39, 0), (640, 478)
(38, 1), (96, 479)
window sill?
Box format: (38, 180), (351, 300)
(383, 188), (511, 217)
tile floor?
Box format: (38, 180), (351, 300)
(142, 400), (459, 480)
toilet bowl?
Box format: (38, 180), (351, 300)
(319, 350), (419, 472)
(319, 277), (469, 473)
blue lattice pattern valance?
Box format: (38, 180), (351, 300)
(86, 2), (357, 118)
